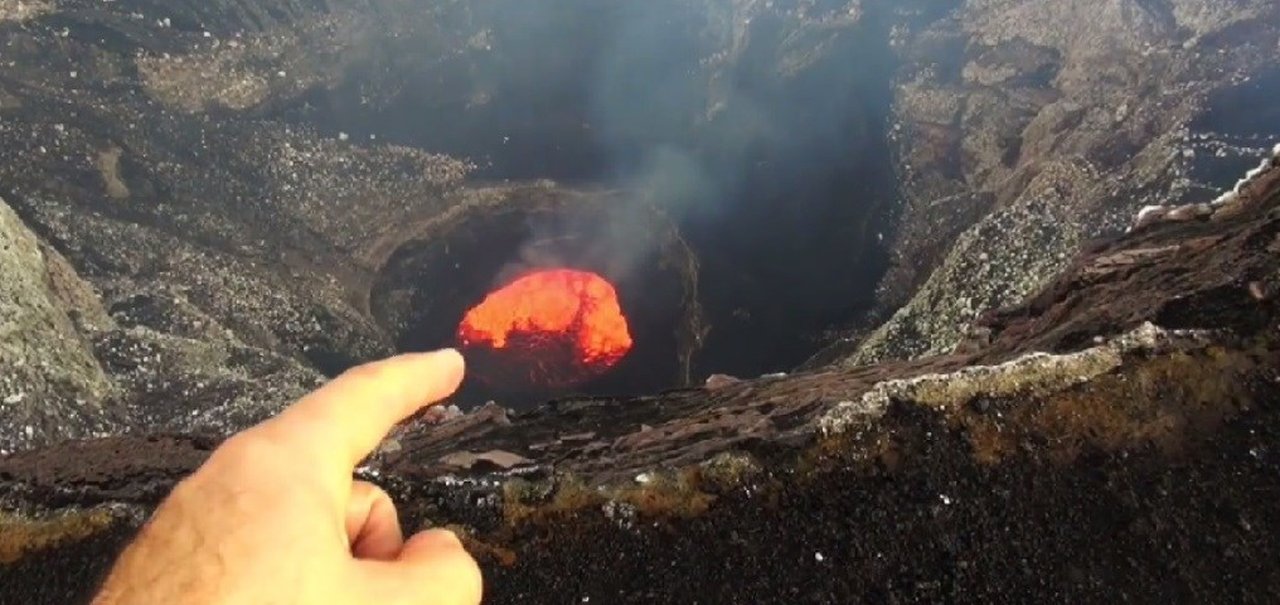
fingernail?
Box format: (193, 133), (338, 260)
(436, 348), (464, 364)
(406, 349), (463, 371)
(435, 349), (465, 376)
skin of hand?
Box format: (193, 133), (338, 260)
(91, 349), (483, 605)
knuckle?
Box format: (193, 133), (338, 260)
(210, 432), (282, 467)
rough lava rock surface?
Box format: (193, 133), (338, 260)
(2, 0), (1280, 603)
(832, 0), (1280, 365)
(0, 195), (116, 451)
(4, 152), (1280, 603)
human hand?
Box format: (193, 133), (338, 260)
(92, 349), (483, 605)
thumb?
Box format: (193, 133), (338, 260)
(357, 529), (484, 605)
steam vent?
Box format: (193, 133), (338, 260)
(2, 1), (1280, 603)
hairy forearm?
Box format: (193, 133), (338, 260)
(93, 542), (222, 604)
(92, 494), (223, 605)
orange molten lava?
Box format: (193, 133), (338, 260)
(457, 269), (633, 389)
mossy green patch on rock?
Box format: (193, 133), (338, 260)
(500, 467), (721, 531)
(818, 328), (1269, 470)
(1008, 342), (1266, 463)
(0, 508), (120, 565)
(821, 322), (1188, 436)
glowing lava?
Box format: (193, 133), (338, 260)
(457, 269), (633, 389)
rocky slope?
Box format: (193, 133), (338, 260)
(0, 0), (923, 449)
(830, 0), (1280, 365)
(0, 0), (458, 450)
(3, 147), (1280, 604)
(0, 0), (687, 450)
(2, 0), (1272, 444)
(0, 195), (116, 446)
(1, 0), (1279, 601)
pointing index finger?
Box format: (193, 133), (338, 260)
(258, 349), (465, 471)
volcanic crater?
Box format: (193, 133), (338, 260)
(368, 185), (706, 405)
(4, 1), (1280, 603)
(285, 0), (906, 407)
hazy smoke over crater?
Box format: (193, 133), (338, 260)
(482, 1), (896, 272)
(308, 0), (904, 375)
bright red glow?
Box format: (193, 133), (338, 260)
(457, 269), (633, 388)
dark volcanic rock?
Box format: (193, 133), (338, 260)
(836, 0), (1280, 365)
(6, 0), (924, 444)
(3, 0), (1280, 603)
(0, 0), (471, 448)
(4, 157), (1280, 602)
(0, 0), (719, 446)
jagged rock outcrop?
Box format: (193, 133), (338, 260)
(0, 196), (116, 452)
(0, 190), (333, 453)
(841, 0), (1280, 365)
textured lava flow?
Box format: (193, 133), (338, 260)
(457, 269), (633, 389)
